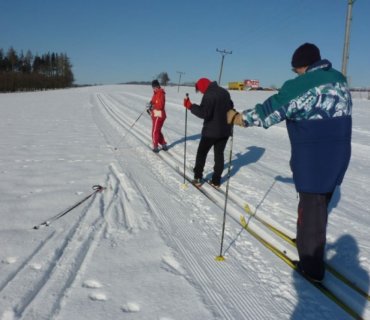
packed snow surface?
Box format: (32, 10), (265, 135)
(0, 85), (369, 319)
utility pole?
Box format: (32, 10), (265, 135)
(216, 49), (232, 85)
(342, 0), (355, 77)
(176, 71), (185, 92)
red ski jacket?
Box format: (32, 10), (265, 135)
(150, 87), (166, 119)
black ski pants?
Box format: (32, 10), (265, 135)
(193, 136), (229, 185)
(296, 192), (333, 280)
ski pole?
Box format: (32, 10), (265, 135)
(181, 93), (189, 188)
(114, 106), (147, 150)
(216, 124), (235, 261)
(33, 185), (105, 229)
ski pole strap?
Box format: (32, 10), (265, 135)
(33, 185), (105, 229)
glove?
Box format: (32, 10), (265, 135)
(146, 103), (153, 115)
(183, 96), (192, 109)
(227, 109), (246, 127)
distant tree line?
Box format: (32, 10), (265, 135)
(0, 47), (74, 92)
(125, 72), (171, 86)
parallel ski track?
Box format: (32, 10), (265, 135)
(0, 231), (56, 293)
(96, 93), (369, 319)
(101, 94), (370, 300)
(0, 169), (130, 319)
(0, 192), (100, 318)
(95, 93), (287, 319)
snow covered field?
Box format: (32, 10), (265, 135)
(0, 84), (369, 319)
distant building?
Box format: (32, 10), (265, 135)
(244, 79), (260, 90)
(228, 79), (260, 91)
(228, 82), (245, 90)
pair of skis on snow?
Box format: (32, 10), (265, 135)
(154, 146), (369, 320)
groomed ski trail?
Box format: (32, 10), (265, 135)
(91, 92), (355, 319)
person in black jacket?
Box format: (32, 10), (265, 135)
(183, 78), (233, 188)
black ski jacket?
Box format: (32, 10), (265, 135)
(191, 82), (234, 138)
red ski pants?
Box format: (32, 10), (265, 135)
(151, 116), (166, 148)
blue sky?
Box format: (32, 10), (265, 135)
(1, 0), (369, 88)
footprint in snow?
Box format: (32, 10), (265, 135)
(82, 279), (103, 289)
(121, 302), (140, 313)
(88, 292), (107, 301)
(1, 310), (15, 320)
(2, 257), (17, 264)
(30, 263), (42, 270)
(83, 280), (106, 301)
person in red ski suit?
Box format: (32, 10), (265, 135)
(149, 80), (168, 152)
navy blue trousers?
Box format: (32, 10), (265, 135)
(296, 192), (333, 280)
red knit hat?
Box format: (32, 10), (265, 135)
(195, 78), (211, 94)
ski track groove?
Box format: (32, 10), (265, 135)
(0, 193), (98, 317)
(0, 231), (56, 293)
(103, 165), (148, 236)
(0, 195), (94, 311)
(1, 166), (136, 319)
(18, 191), (105, 319)
(96, 94), (240, 317)
(96, 92), (370, 318)
(22, 168), (139, 319)
(99, 92), (189, 150)
(147, 189), (279, 319)
(103, 93), (370, 301)
(130, 165), (271, 319)
(99, 92), (297, 240)
(140, 190), (239, 319)
(93, 93), (282, 319)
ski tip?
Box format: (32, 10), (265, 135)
(240, 215), (248, 228)
(215, 255), (225, 262)
(244, 204), (252, 214)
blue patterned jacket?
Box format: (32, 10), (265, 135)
(241, 60), (352, 193)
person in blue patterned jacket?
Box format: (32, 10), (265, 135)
(227, 43), (352, 282)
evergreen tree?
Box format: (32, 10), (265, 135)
(0, 47), (75, 92)
(6, 47), (19, 72)
(0, 49), (4, 72)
